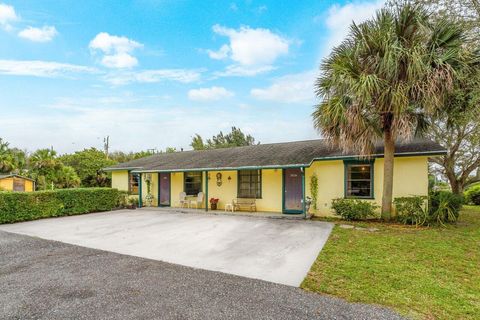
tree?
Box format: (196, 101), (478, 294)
(29, 148), (81, 190)
(388, 0), (480, 41)
(389, 0), (480, 194)
(55, 165), (81, 189)
(313, 4), (465, 218)
(427, 67), (480, 194)
(0, 139), (15, 173)
(190, 127), (258, 150)
(60, 148), (116, 187)
(190, 134), (206, 150)
(109, 150), (156, 163)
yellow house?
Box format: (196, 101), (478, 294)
(104, 138), (445, 216)
(0, 174), (35, 192)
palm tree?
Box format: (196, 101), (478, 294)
(313, 4), (466, 219)
(0, 138), (15, 173)
(29, 148), (59, 172)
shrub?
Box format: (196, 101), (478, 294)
(465, 184), (480, 205)
(394, 196), (428, 226)
(331, 198), (378, 220)
(429, 191), (463, 226)
(0, 188), (123, 224)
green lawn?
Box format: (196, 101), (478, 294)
(302, 206), (480, 320)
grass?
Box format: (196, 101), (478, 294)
(302, 206), (480, 320)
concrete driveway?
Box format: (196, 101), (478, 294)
(0, 209), (333, 286)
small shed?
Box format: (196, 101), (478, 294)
(0, 174), (35, 192)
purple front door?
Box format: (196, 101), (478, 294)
(283, 168), (303, 213)
(159, 173), (170, 206)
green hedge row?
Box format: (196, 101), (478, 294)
(0, 188), (123, 224)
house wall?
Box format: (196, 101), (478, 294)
(111, 170), (129, 191)
(23, 179), (34, 192)
(109, 156), (429, 214)
(140, 173), (158, 206)
(305, 156), (429, 216)
(169, 169), (282, 212)
(0, 178), (13, 191)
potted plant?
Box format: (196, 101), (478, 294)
(210, 198), (219, 210)
(127, 197), (138, 209)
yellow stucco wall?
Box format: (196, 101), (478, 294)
(0, 177), (34, 192)
(180, 169), (282, 212)
(109, 156), (428, 215)
(170, 172), (184, 207)
(306, 156), (429, 216)
(111, 170), (129, 191)
(24, 179), (34, 192)
(0, 178), (13, 191)
(140, 172), (159, 206)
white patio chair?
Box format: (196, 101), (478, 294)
(190, 192), (204, 209)
(178, 192), (188, 208)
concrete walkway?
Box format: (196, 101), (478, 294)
(0, 209), (333, 286)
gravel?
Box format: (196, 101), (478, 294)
(0, 230), (405, 320)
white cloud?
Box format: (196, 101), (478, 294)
(323, 0), (384, 52)
(250, 71), (316, 103)
(0, 3), (18, 31)
(103, 68), (203, 85)
(89, 32), (143, 68)
(0, 59), (97, 77)
(211, 24), (289, 66)
(188, 86), (234, 102)
(207, 44), (230, 60)
(214, 64), (275, 77)
(18, 25), (58, 42)
(208, 24), (289, 77)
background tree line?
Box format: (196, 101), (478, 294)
(0, 127), (257, 190)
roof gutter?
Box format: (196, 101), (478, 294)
(131, 164), (306, 174)
(306, 150), (447, 167)
(103, 167), (143, 172)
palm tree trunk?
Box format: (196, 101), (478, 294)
(381, 128), (395, 220)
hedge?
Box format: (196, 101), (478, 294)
(0, 188), (123, 224)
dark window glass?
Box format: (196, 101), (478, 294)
(184, 172), (202, 195)
(13, 178), (25, 192)
(129, 173), (139, 194)
(346, 164), (372, 198)
(238, 170), (261, 198)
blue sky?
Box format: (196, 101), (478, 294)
(0, 0), (384, 153)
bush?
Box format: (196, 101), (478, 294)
(331, 198), (378, 220)
(465, 184), (480, 205)
(429, 191), (463, 226)
(0, 188), (123, 224)
(394, 196), (428, 226)
(395, 193), (463, 226)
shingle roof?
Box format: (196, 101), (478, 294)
(104, 138), (445, 172)
(0, 174), (34, 181)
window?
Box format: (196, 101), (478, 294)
(345, 162), (373, 198)
(184, 172), (202, 196)
(238, 170), (262, 198)
(13, 178), (25, 192)
(129, 173), (139, 194)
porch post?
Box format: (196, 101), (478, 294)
(205, 171), (209, 212)
(301, 167), (306, 218)
(138, 173), (143, 208)
(157, 172), (160, 207)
